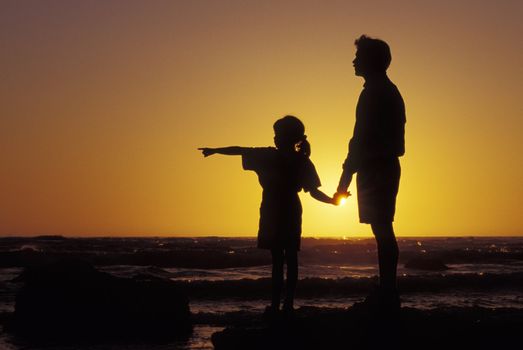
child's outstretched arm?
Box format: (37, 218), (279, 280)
(309, 187), (337, 205)
(198, 147), (249, 157)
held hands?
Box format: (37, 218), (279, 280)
(198, 148), (215, 157)
(333, 191), (351, 206)
(333, 172), (352, 205)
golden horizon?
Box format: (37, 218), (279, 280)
(1, 1), (522, 237)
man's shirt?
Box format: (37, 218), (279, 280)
(343, 76), (406, 174)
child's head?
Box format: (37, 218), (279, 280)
(273, 115), (311, 157)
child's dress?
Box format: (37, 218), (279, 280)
(242, 147), (321, 250)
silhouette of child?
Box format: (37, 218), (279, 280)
(199, 115), (336, 315)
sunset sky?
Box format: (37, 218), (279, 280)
(1, 1), (522, 237)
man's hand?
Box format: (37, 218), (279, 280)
(198, 148), (215, 157)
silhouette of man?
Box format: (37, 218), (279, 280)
(336, 35), (406, 310)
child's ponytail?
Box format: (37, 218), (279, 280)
(297, 135), (311, 158)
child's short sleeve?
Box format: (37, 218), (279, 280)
(242, 147), (272, 172)
(301, 158), (321, 192)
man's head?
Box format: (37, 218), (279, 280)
(353, 35), (391, 77)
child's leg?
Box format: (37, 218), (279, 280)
(271, 249), (285, 309)
(283, 248), (298, 310)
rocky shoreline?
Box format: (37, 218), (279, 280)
(210, 305), (523, 350)
(1, 259), (522, 349)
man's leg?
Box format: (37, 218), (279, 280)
(370, 222), (399, 293)
(283, 249), (298, 310)
(271, 249), (285, 310)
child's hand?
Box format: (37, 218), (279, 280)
(333, 191), (351, 206)
(198, 148), (215, 157)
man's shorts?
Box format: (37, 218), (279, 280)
(356, 157), (401, 224)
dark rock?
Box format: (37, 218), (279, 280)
(10, 259), (191, 343)
(211, 306), (523, 350)
(404, 257), (450, 271)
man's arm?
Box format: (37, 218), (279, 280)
(337, 137), (359, 193)
(337, 90), (368, 192)
(198, 147), (249, 157)
(337, 171), (353, 193)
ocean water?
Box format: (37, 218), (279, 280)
(0, 236), (522, 349)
